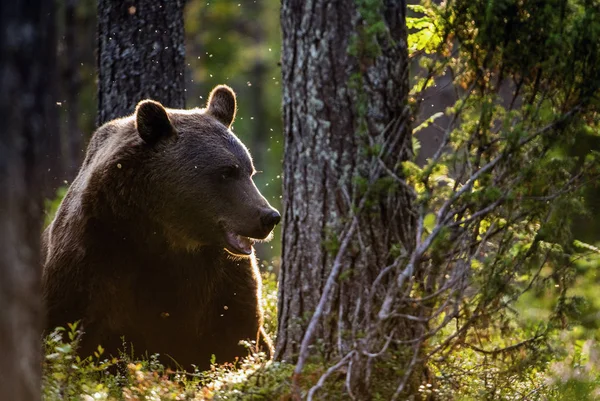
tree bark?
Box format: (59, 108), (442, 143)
(97, 0), (185, 125)
(277, 0), (419, 397)
(0, 1), (55, 400)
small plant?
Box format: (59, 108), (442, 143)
(42, 265), (296, 401)
(43, 322), (120, 400)
(261, 270), (279, 340)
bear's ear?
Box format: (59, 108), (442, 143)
(206, 85), (237, 128)
(135, 100), (176, 145)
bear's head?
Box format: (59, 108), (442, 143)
(132, 85), (280, 256)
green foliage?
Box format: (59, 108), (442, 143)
(42, 272), (292, 401)
(43, 327), (294, 401)
(43, 323), (120, 400)
(44, 186), (67, 228)
(349, 0), (387, 60)
(260, 271), (279, 340)
(347, 0), (388, 138)
(402, 0), (600, 398)
(323, 226), (342, 255)
(407, 3), (444, 55)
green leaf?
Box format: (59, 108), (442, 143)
(424, 213), (436, 232)
(412, 136), (422, 156)
(573, 240), (600, 254)
(414, 112), (444, 134)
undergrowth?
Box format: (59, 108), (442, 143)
(42, 268), (600, 400)
(42, 272), (297, 401)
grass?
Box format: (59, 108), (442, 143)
(42, 271), (298, 401)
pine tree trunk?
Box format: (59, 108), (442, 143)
(97, 0), (185, 125)
(0, 1), (55, 400)
(276, 0), (422, 397)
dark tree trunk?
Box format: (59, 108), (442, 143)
(0, 1), (55, 400)
(97, 0), (185, 125)
(276, 0), (421, 397)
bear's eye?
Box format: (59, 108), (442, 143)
(220, 165), (239, 180)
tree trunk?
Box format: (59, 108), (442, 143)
(0, 1), (55, 400)
(97, 0), (185, 125)
(277, 0), (421, 398)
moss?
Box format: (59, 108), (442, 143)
(348, 0), (387, 61)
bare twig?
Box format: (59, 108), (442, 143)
(306, 351), (355, 401)
(391, 342), (423, 401)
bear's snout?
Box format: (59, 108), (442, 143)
(260, 209), (281, 232)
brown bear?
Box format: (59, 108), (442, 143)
(41, 85), (280, 371)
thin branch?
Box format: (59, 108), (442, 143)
(466, 333), (545, 356)
(447, 197), (505, 228)
(361, 329), (396, 358)
(390, 342), (422, 401)
(377, 158), (417, 199)
(306, 351), (355, 401)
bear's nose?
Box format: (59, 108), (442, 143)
(261, 210), (281, 228)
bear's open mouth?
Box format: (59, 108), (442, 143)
(224, 231), (255, 256)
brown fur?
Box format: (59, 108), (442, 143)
(42, 86), (277, 370)
(206, 85), (237, 128)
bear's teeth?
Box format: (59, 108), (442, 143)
(237, 235), (254, 247)
(225, 232), (255, 255)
